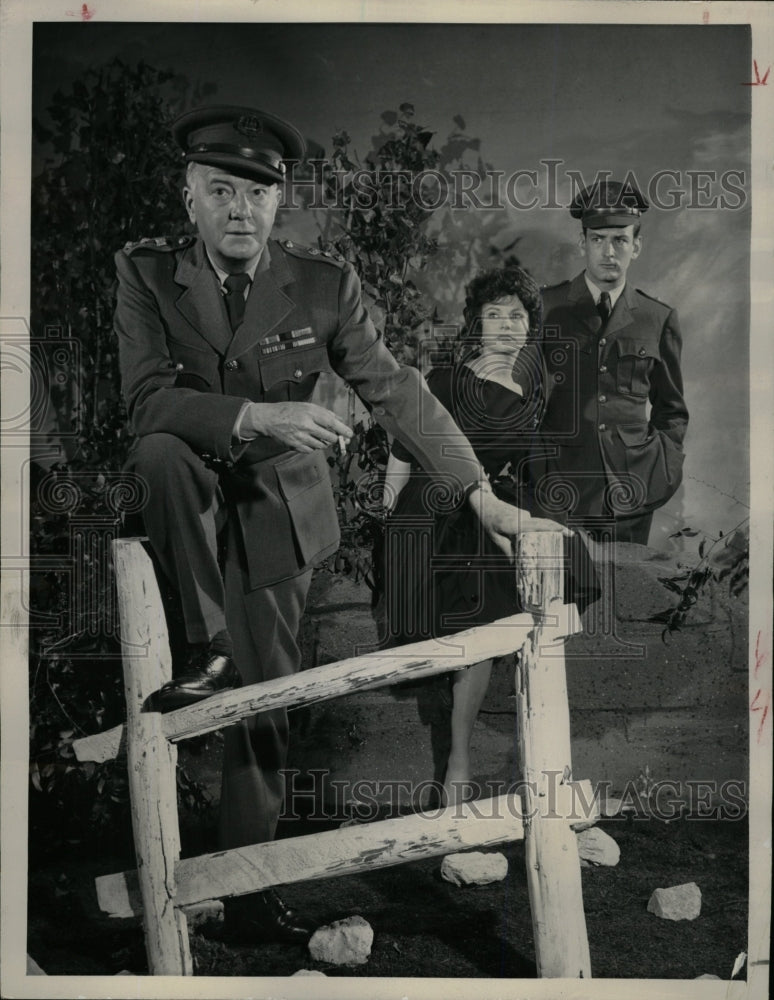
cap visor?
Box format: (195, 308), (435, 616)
(185, 152), (285, 186)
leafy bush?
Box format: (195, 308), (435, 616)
(312, 105), (488, 598)
(651, 522), (750, 638)
(316, 103), (443, 363)
(29, 60), (196, 853)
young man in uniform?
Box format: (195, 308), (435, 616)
(536, 180), (689, 544)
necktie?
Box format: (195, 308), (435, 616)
(224, 273), (251, 331)
(597, 291), (612, 325)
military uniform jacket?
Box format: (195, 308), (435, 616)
(536, 272), (688, 520)
(114, 236), (481, 589)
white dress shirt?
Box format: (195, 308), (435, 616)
(584, 273), (625, 311)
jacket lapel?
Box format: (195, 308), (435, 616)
(603, 282), (637, 341)
(230, 241), (295, 356)
(174, 240), (231, 355)
(568, 272), (603, 337)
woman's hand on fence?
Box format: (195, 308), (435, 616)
(520, 514), (575, 535)
(468, 489), (573, 556)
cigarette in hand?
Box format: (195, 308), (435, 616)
(337, 434), (347, 454)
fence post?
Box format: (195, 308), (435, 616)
(113, 538), (191, 975)
(515, 530), (591, 978)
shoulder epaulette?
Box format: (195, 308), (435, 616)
(635, 288), (672, 309)
(279, 238), (347, 266)
(540, 279), (571, 293)
(122, 235), (195, 254)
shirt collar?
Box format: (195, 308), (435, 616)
(584, 273), (625, 309)
(205, 247), (261, 290)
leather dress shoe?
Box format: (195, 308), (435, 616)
(144, 647), (242, 713)
(224, 889), (316, 945)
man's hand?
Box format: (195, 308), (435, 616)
(242, 402), (353, 453)
(467, 486), (573, 557)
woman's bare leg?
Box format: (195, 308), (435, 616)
(442, 658), (493, 806)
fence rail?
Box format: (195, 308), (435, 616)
(72, 533), (593, 978)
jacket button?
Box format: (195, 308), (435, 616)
(175, 362), (184, 372)
(294, 368), (303, 378)
(599, 364), (607, 373)
(639, 347), (647, 356)
(598, 423), (606, 431)
(599, 337), (607, 347)
(224, 359), (240, 372)
(599, 394), (607, 403)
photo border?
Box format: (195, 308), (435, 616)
(2, 2), (771, 998)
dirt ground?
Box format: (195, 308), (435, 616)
(27, 804), (749, 979)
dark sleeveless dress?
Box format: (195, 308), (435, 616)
(383, 360), (599, 647)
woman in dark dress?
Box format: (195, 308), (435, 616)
(382, 265), (598, 806)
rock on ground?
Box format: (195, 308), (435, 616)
(647, 882), (702, 921)
(308, 915), (373, 966)
(440, 851), (508, 886)
(576, 827), (621, 867)
(292, 969), (327, 976)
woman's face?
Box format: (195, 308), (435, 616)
(478, 294), (529, 358)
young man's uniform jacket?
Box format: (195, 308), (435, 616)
(114, 233), (482, 849)
(534, 273), (688, 529)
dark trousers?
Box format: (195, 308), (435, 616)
(127, 433), (313, 849)
(529, 445), (655, 547)
(580, 510), (654, 545)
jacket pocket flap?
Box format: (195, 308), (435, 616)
(259, 344), (331, 390)
(175, 372), (212, 390)
(616, 337), (661, 361)
(169, 344), (216, 386)
(275, 450), (325, 501)
(617, 423), (652, 446)
(540, 433), (584, 448)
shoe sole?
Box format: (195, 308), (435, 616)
(143, 677), (242, 714)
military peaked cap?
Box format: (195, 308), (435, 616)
(570, 179), (649, 228)
(172, 105), (306, 185)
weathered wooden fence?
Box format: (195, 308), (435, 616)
(73, 532), (594, 977)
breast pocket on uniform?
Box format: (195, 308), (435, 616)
(614, 337), (661, 397)
(259, 343), (332, 401)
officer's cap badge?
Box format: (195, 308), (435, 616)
(236, 116), (264, 138)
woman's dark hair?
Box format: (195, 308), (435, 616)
(462, 265), (543, 346)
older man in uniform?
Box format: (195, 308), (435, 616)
(114, 105), (561, 944)
(535, 180), (689, 544)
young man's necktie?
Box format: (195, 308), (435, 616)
(597, 291), (612, 325)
